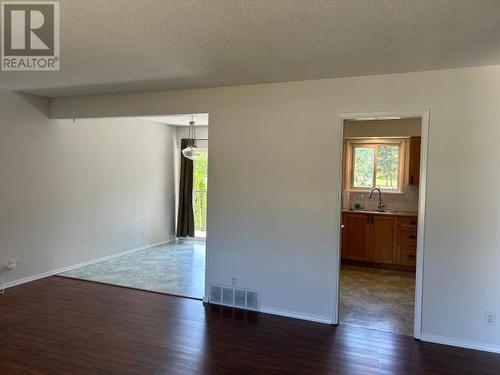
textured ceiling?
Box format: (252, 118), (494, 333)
(2, 0), (500, 97)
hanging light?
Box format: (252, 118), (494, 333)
(182, 115), (199, 160)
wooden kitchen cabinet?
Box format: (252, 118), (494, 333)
(371, 215), (398, 264)
(398, 245), (416, 266)
(397, 216), (418, 267)
(341, 212), (417, 270)
(409, 137), (421, 185)
(341, 212), (397, 264)
(341, 213), (370, 261)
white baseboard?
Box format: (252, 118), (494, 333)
(5, 239), (176, 289)
(261, 305), (333, 324)
(421, 333), (500, 354)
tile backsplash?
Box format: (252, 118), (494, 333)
(345, 185), (419, 212)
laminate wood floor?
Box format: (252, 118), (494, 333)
(1, 276), (499, 374)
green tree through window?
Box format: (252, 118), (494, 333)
(353, 147), (375, 188)
(193, 152), (208, 234)
(352, 143), (400, 190)
(376, 145), (399, 189)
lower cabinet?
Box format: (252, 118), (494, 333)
(397, 219), (418, 267)
(342, 212), (417, 269)
(371, 215), (398, 264)
(341, 213), (370, 261)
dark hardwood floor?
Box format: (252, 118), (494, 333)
(1, 277), (499, 374)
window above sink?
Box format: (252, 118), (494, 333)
(344, 138), (407, 193)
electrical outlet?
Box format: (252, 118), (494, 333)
(231, 277), (237, 285)
(485, 313), (496, 327)
(3, 259), (18, 271)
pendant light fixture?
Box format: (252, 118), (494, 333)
(182, 115), (199, 160)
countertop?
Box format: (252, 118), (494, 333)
(342, 209), (418, 217)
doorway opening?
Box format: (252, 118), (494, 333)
(336, 112), (429, 338)
(58, 114), (209, 300)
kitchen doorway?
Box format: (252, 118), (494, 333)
(334, 111), (429, 339)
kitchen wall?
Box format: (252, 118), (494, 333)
(347, 187), (419, 212)
(344, 118), (421, 212)
(0, 89), (177, 286)
(344, 118), (421, 137)
(47, 64), (500, 352)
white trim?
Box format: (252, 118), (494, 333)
(414, 110), (430, 340)
(332, 116), (345, 325)
(333, 110), (430, 342)
(344, 137), (406, 193)
(261, 306), (333, 324)
(4, 239), (175, 289)
(344, 189), (405, 195)
(345, 136), (411, 140)
(421, 333), (500, 354)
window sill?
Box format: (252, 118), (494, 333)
(345, 189), (404, 195)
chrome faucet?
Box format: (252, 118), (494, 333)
(369, 187), (385, 211)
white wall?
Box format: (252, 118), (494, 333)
(0, 89), (177, 285)
(50, 65), (500, 352)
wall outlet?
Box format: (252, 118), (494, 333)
(485, 313), (496, 327)
(4, 259), (18, 271)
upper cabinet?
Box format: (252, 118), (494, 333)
(409, 137), (421, 185)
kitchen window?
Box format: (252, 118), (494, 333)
(345, 139), (406, 192)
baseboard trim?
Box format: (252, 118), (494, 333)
(261, 306), (332, 325)
(5, 239), (175, 289)
(421, 333), (500, 354)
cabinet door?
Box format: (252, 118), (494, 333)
(398, 247), (416, 266)
(341, 213), (369, 261)
(371, 215), (397, 264)
(409, 137), (421, 185)
(400, 229), (417, 248)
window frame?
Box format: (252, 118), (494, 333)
(344, 138), (407, 193)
